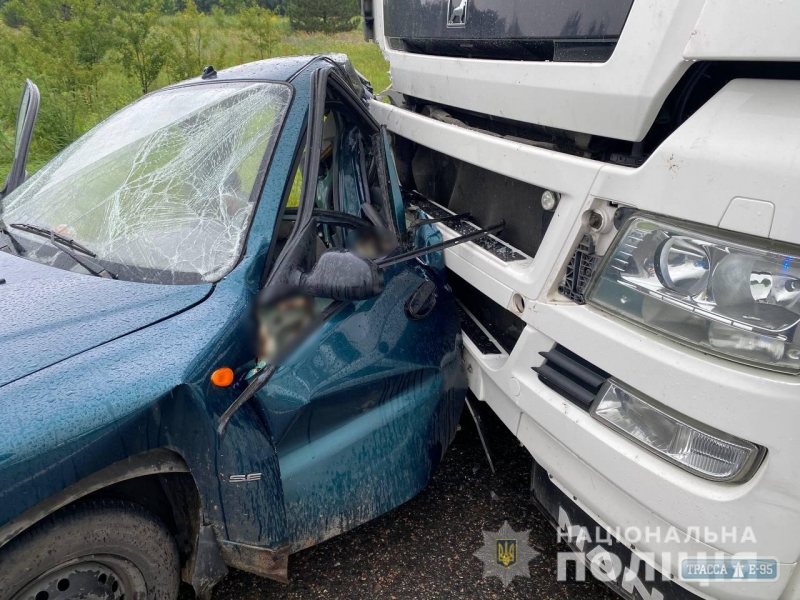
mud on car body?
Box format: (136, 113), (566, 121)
(0, 56), (470, 599)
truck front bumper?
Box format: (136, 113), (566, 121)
(462, 306), (800, 600)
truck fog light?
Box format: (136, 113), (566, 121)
(592, 380), (765, 482)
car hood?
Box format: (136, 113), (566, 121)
(0, 253), (213, 388)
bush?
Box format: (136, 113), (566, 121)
(114, 0), (172, 93)
(165, 0), (223, 82)
(238, 5), (280, 59)
(0, 0), (25, 28)
(287, 0), (358, 33)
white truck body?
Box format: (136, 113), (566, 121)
(367, 1), (800, 598)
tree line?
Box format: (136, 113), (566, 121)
(0, 0), (360, 171)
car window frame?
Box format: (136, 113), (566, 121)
(218, 66), (372, 435)
(259, 116), (308, 287)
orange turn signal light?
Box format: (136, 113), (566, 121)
(211, 367), (235, 387)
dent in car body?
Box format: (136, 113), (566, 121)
(261, 261), (464, 551)
(0, 54), (465, 583)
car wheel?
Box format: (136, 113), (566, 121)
(0, 499), (180, 600)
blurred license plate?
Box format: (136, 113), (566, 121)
(531, 462), (702, 600)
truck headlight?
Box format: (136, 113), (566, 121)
(592, 380), (764, 482)
(588, 215), (800, 373)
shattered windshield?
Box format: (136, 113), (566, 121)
(0, 81), (292, 284)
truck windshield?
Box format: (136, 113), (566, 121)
(0, 81), (292, 284)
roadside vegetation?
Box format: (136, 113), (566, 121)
(0, 0), (389, 182)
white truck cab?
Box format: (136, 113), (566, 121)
(364, 1), (800, 598)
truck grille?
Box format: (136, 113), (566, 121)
(533, 345), (608, 410)
(456, 303), (501, 355)
(388, 38), (618, 63)
(409, 193), (527, 262)
(449, 270), (525, 355)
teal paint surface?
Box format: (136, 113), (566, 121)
(0, 56), (465, 558)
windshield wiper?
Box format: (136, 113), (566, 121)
(52, 240), (117, 279)
(10, 222), (96, 257)
(9, 222), (116, 279)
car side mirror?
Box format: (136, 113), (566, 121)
(298, 249), (384, 301)
(2, 80), (40, 199)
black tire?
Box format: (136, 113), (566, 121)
(0, 499), (180, 600)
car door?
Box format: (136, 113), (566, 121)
(250, 65), (467, 552)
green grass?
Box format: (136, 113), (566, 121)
(0, 25), (388, 185)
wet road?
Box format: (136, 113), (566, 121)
(195, 402), (615, 599)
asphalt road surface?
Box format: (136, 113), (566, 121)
(192, 401), (616, 599)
